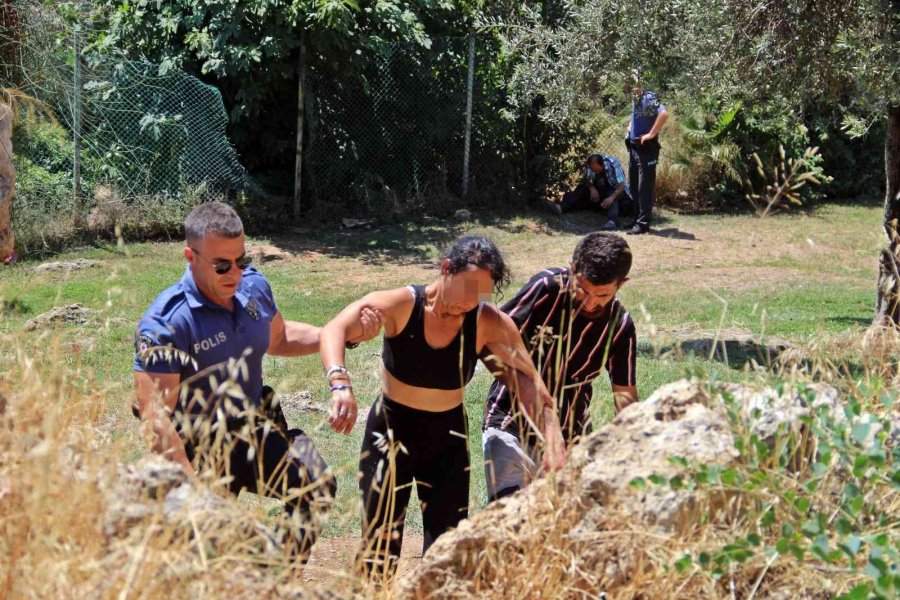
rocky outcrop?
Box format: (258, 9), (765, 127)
(396, 379), (841, 599)
(103, 456), (284, 558)
(664, 326), (796, 366)
(247, 243), (293, 264)
(23, 303), (101, 330)
(33, 258), (104, 273)
(280, 390), (369, 424)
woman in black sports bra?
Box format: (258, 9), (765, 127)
(319, 236), (566, 580)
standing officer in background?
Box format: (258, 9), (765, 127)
(133, 201), (383, 562)
(624, 69), (669, 234)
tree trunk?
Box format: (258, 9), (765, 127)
(292, 32), (306, 220)
(0, 103), (15, 263)
(874, 104), (900, 325)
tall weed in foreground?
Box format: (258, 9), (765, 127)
(0, 333), (368, 599)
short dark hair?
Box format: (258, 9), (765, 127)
(572, 232), (632, 284)
(444, 235), (511, 294)
(184, 201), (243, 243)
(587, 154), (604, 168)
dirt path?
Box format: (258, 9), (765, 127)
(260, 206), (883, 295)
(303, 532), (424, 585)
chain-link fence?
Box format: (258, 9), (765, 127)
(0, 0), (632, 254)
(0, 0), (249, 254)
(303, 36), (485, 211)
(1, 1), (247, 204)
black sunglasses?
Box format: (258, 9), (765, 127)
(191, 248), (252, 275)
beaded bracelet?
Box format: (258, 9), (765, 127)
(325, 365), (349, 382)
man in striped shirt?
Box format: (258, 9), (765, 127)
(482, 232), (638, 501)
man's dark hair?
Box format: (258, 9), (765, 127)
(586, 154), (604, 168)
(184, 201), (243, 243)
(444, 235), (511, 294)
(572, 232), (632, 284)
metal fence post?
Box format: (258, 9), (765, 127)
(293, 30), (306, 219)
(461, 33), (475, 199)
(72, 24), (82, 206)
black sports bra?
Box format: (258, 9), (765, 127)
(382, 285), (480, 390)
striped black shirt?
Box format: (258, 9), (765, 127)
(483, 267), (636, 442)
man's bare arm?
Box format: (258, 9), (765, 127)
(480, 306), (566, 470)
(267, 311), (320, 356)
(647, 108), (669, 138)
(134, 371), (194, 475)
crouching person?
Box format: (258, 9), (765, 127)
(132, 201), (383, 561)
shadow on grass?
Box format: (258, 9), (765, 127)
(637, 340), (779, 372)
(264, 206), (697, 267)
(826, 316), (872, 327)
(648, 227), (697, 241)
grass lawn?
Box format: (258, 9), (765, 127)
(0, 201), (883, 536)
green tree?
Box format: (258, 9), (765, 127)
(499, 0), (899, 323)
(98, 0), (470, 213)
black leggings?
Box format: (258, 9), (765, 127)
(358, 395), (470, 578)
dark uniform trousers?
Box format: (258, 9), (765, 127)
(175, 386), (336, 562)
(627, 136), (661, 229)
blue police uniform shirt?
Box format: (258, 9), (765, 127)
(630, 91), (665, 140)
(133, 265), (278, 415)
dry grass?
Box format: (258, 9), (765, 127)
(0, 335), (370, 599)
(392, 327), (899, 599)
(3, 321), (896, 599)
(1, 204), (895, 599)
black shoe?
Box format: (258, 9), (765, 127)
(622, 220), (637, 230)
(626, 225), (649, 235)
(542, 199), (563, 215)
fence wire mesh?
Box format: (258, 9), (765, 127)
(0, 0), (248, 217)
(304, 37), (472, 209)
(1, 0), (628, 242)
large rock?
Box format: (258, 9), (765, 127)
(23, 303), (101, 331)
(247, 243), (293, 264)
(396, 379), (840, 599)
(668, 326), (796, 365)
(103, 456), (283, 559)
(33, 258), (104, 273)
(280, 390), (369, 424)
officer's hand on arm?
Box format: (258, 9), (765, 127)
(134, 371), (196, 476)
(269, 306), (385, 357)
(348, 306), (386, 345)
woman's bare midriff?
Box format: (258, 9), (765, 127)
(381, 365), (464, 412)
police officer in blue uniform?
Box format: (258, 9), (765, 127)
(133, 201), (382, 561)
(624, 70), (669, 234)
